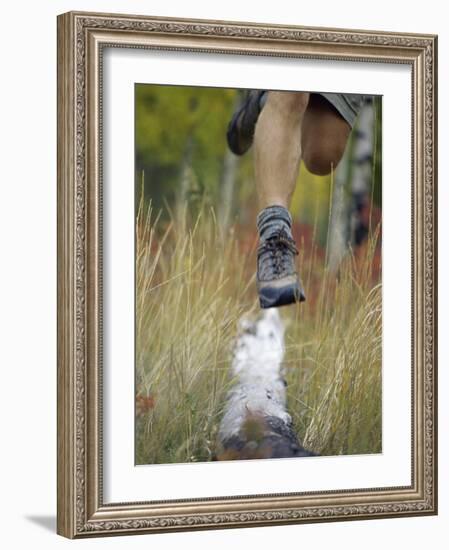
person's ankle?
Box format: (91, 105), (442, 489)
(257, 205), (293, 241)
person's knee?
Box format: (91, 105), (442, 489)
(267, 91), (309, 120)
(303, 137), (347, 176)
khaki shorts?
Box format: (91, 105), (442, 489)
(259, 91), (366, 128)
(319, 92), (366, 128)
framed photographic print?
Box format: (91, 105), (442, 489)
(57, 11), (438, 538)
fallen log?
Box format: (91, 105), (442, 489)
(216, 309), (315, 460)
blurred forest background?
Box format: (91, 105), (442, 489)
(135, 84), (382, 465)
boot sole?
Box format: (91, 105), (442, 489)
(258, 281), (306, 309)
(226, 90), (264, 155)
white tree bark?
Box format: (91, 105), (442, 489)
(218, 93), (241, 233)
(217, 310), (314, 460)
(218, 147), (239, 233)
(178, 134), (194, 207)
(327, 146), (351, 272)
(327, 99), (376, 271)
(350, 100), (375, 245)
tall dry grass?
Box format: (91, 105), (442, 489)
(135, 193), (382, 464)
(284, 235), (382, 456)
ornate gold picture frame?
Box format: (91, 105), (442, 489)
(57, 11), (437, 538)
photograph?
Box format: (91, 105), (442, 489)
(134, 84), (383, 465)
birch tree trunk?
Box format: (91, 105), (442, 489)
(217, 310), (315, 460)
(327, 98), (376, 271)
(218, 147), (239, 233)
(349, 99), (375, 246)
(218, 94), (241, 233)
(327, 138), (352, 272)
(178, 134), (194, 208)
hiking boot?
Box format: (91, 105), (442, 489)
(227, 90), (266, 155)
(257, 228), (306, 309)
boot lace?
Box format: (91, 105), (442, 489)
(257, 228), (298, 278)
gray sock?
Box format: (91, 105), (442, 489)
(257, 205), (293, 241)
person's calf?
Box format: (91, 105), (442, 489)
(254, 92), (310, 209)
(301, 93), (351, 176)
(302, 136), (348, 176)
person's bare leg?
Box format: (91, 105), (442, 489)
(301, 94), (351, 176)
(253, 91), (309, 308)
(251, 92), (352, 308)
(254, 91), (310, 209)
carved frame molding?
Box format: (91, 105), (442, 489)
(57, 11), (437, 538)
